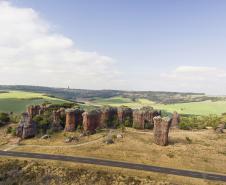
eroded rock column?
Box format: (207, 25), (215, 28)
(133, 107), (160, 129)
(74, 109), (84, 129)
(52, 110), (63, 131)
(153, 116), (171, 146)
(82, 110), (101, 132)
(64, 109), (76, 132)
(27, 105), (41, 118)
(117, 106), (133, 126)
(100, 106), (118, 128)
(171, 111), (180, 128)
(16, 112), (36, 139)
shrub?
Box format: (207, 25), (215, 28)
(185, 137), (192, 144)
(11, 128), (16, 136)
(6, 126), (12, 134)
(0, 113), (10, 123)
(179, 114), (221, 130)
(9, 114), (20, 123)
(124, 117), (133, 127)
(33, 112), (52, 135)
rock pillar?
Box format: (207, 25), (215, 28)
(64, 109), (76, 132)
(153, 116), (171, 146)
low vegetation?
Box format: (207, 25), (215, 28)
(0, 158), (217, 185)
(179, 114), (224, 130)
(0, 91), (70, 113)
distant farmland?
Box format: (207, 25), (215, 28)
(0, 91), (70, 113)
(87, 96), (226, 115)
(1, 89), (226, 116)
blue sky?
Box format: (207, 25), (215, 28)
(1, 0), (226, 94)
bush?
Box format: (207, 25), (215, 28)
(6, 126), (12, 134)
(6, 127), (16, 136)
(33, 112), (52, 135)
(179, 114), (222, 130)
(185, 137), (192, 144)
(9, 114), (20, 123)
(11, 128), (16, 136)
(0, 113), (10, 123)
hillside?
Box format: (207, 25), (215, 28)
(0, 91), (70, 113)
(0, 85), (222, 104)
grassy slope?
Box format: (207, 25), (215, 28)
(1, 158), (217, 185)
(0, 91), (69, 113)
(12, 128), (226, 176)
(88, 96), (226, 115)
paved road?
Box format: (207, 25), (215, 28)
(0, 150), (226, 182)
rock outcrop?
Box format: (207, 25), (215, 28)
(16, 112), (36, 139)
(27, 105), (41, 118)
(117, 106), (133, 126)
(153, 116), (171, 146)
(133, 107), (160, 129)
(74, 109), (84, 129)
(100, 106), (118, 128)
(51, 110), (63, 131)
(82, 110), (101, 132)
(171, 111), (180, 128)
(64, 109), (76, 132)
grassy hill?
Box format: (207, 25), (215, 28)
(0, 85), (226, 115)
(0, 91), (70, 113)
(87, 96), (226, 115)
(0, 85), (214, 104)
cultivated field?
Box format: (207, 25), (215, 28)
(0, 91), (70, 113)
(88, 96), (226, 115)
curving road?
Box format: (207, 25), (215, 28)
(0, 150), (226, 182)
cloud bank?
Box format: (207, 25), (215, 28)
(159, 66), (226, 94)
(0, 1), (121, 89)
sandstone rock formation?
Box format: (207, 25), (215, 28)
(133, 107), (160, 129)
(64, 109), (76, 132)
(27, 105), (41, 118)
(117, 106), (133, 126)
(171, 111), (180, 128)
(153, 116), (171, 146)
(82, 110), (101, 132)
(100, 106), (118, 128)
(74, 109), (84, 129)
(51, 110), (63, 131)
(16, 112), (36, 139)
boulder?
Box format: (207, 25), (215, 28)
(100, 106), (118, 128)
(82, 110), (101, 132)
(133, 107), (160, 129)
(117, 134), (123, 139)
(153, 116), (171, 146)
(64, 109), (76, 132)
(16, 112), (37, 139)
(215, 123), (225, 133)
(64, 136), (78, 143)
(117, 106), (133, 126)
(171, 111), (180, 128)
(41, 134), (51, 139)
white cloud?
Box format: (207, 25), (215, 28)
(175, 66), (217, 73)
(0, 1), (122, 89)
(159, 65), (226, 94)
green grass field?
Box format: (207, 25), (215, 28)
(0, 91), (70, 113)
(88, 96), (226, 115)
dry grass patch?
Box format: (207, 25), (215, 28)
(12, 129), (226, 175)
